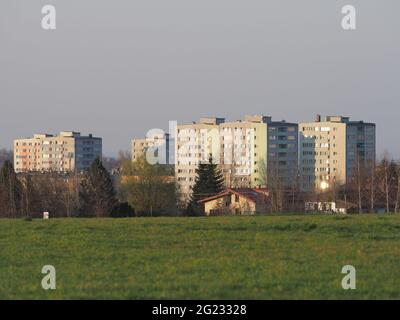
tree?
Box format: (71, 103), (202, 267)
(267, 159), (284, 213)
(103, 150), (131, 173)
(20, 174), (33, 218)
(0, 149), (13, 168)
(188, 155), (225, 215)
(121, 155), (177, 216)
(258, 158), (285, 213)
(348, 154), (367, 214)
(365, 164), (376, 213)
(395, 162), (400, 213)
(0, 161), (23, 218)
(383, 158), (390, 213)
(60, 173), (80, 217)
(79, 158), (117, 217)
(375, 156), (396, 213)
(345, 153), (375, 214)
(29, 173), (68, 218)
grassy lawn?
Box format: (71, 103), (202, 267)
(1, 214), (400, 299)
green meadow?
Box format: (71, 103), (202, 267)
(1, 215), (400, 299)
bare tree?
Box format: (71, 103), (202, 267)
(366, 164), (376, 213)
(354, 156), (364, 214)
(259, 158), (284, 213)
(384, 160), (390, 213)
(374, 153), (398, 213)
(395, 162), (400, 213)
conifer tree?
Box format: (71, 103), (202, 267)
(79, 158), (117, 217)
(187, 155), (224, 215)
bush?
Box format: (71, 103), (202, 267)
(110, 202), (135, 218)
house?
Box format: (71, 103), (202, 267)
(198, 188), (269, 216)
(305, 200), (357, 214)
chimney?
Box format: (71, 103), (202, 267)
(315, 114), (321, 122)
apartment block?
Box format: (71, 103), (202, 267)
(175, 117), (225, 202)
(219, 117), (266, 188)
(220, 115), (298, 186)
(265, 118), (299, 187)
(132, 132), (170, 164)
(14, 131), (102, 173)
(175, 115), (298, 203)
(299, 115), (376, 192)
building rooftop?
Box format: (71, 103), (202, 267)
(18, 132), (99, 140)
(244, 115), (272, 123)
(199, 117), (226, 125)
(59, 131), (81, 137)
(311, 115), (375, 126)
(198, 188), (269, 204)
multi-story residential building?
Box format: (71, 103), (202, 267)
(175, 115), (298, 203)
(14, 131), (102, 173)
(299, 115), (376, 192)
(219, 117), (266, 188)
(265, 118), (299, 187)
(132, 132), (170, 164)
(175, 117), (225, 202)
(220, 115), (298, 188)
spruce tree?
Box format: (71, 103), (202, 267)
(0, 161), (23, 218)
(187, 155), (224, 215)
(79, 158), (117, 217)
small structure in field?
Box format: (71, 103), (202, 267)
(305, 201), (356, 214)
(43, 212), (49, 219)
(198, 188), (268, 216)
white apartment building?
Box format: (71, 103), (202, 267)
(299, 115), (376, 192)
(175, 115), (298, 203)
(219, 117), (267, 188)
(175, 117), (224, 202)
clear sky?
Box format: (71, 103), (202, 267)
(0, 0), (399, 157)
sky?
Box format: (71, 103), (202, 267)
(0, 0), (399, 157)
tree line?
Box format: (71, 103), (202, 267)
(342, 155), (400, 213)
(0, 153), (216, 218)
(0, 158), (120, 218)
(1, 152), (400, 218)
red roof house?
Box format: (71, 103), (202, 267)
(198, 188), (269, 215)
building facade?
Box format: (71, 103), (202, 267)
(299, 115), (376, 192)
(132, 132), (170, 164)
(220, 115), (298, 188)
(219, 117), (266, 188)
(14, 131), (102, 173)
(175, 117), (224, 202)
(175, 115), (298, 203)
(265, 118), (299, 187)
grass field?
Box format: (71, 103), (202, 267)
(1, 214), (400, 299)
